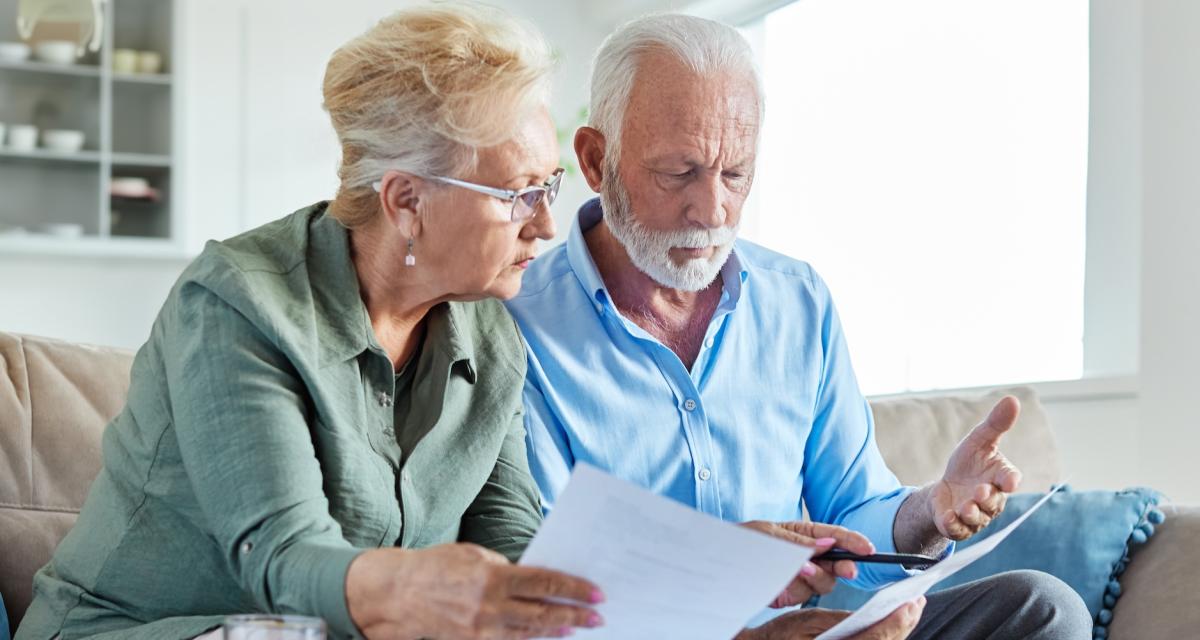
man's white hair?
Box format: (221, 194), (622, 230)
(588, 13), (764, 160)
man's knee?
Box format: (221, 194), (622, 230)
(992, 570), (1092, 639)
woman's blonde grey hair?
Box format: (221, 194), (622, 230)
(323, 2), (554, 228)
(588, 13), (763, 163)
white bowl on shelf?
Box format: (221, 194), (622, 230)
(37, 223), (85, 238)
(0, 41), (31, 63)
(33, 40), (79, 65)
(7, 125), (38, 152)
(42, 129), (86, 153)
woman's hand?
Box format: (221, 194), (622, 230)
(736, 598), (926, 640)
(740, 521), (876, 607)
(346, 543), (605, 639)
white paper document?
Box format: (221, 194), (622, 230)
(815, 485), (1065, 640)
(519, 464), (815, 640)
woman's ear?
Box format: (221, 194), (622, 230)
(574, 126), (607, 193)
(378, 171), (423, 239)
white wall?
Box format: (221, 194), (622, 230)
(1137, 0), (1200, 503)
(1034, 0), (1200, 504)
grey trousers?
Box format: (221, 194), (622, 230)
(910, 570), (1093, 640)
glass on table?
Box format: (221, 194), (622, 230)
(222, 614), (326, 640)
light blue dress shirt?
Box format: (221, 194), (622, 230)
(506, 198), (933, 590)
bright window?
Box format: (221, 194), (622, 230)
(743, 0), (1090, 395)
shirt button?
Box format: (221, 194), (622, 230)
(377, 391), (393, 407)
(684, 399), (697, 412)
(705, 337), (715, 348)
(241, 541), (253, 554)
(698, 468), (712, 481)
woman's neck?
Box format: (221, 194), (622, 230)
(349, 219), (445, 370)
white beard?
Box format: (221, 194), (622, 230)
(600, 161), (739, 292)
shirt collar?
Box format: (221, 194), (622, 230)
(306, 203), (373, 366)
(307, 203), (475, 378)
(566, 198), (613, 305)
(427, 301), (478, 383)
(565, 197), (750, 309)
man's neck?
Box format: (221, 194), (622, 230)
(585, 219), (723, 369)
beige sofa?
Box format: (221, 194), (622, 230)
(2, 331), (1198, 638)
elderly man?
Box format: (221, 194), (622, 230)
(505, 12), (1091, 640)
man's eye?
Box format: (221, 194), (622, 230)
(666, 170), (692, 179)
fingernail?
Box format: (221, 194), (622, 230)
(815, 537), (838, 546)
(587, 613), (604, 627)
(590, 589), (606, 604)
(918, 596), (927, 606)
(800, 563), (818, 577)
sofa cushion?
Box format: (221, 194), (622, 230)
(1107, 505), (1200, 640)
(818, 487), (1165, 639)
(0, 332), (134, 630)
(869, 386), (1062, 492)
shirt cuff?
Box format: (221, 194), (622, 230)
(837, 486), (955, 589)
(274, 542), (365, 639)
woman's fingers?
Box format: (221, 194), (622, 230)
(785, 522), (876, 556)
(505, 566), (603, 604)
(500, 598), (602, 634)
(499, 567), (604, 637)
(833, 559), (858, 581)
(802, 561), (838, 591)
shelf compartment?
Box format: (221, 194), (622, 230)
(0, 71), (102, 151)
(113, 0), (173, 74)
(112, 82), (172, 157)
(0, 161), (102, 235)
(109, 165), (171, 239)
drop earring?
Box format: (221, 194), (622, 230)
(405, 238), (416, 267)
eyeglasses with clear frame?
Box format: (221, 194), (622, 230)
(373, 168), (565, 222)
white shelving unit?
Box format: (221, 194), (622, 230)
(0, 0), (179, 256)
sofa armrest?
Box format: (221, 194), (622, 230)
(1107, 505), (1200, 640)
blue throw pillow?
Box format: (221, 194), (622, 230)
(817, 487), (1165, 640)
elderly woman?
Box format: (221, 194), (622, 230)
(16, 5), (604, 640)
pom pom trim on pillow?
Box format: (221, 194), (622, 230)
(1091, 487), (1166, 640)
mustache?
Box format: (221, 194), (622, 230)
(664, 226), (738, 249)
